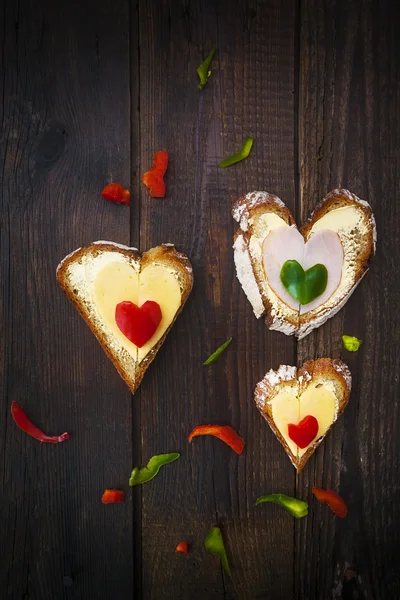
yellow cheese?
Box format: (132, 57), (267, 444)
(310, 206), (363, 234)
(297, 386), (338, 458)
(92, 261), (140, 359)
(91, 260), (182, 364)
(270, 384), (338, 459)
(137, 265), (182, 362)
(270, 390), (299, 457)
(250, 212), (288, 240)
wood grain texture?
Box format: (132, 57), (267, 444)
(1, 0), (399, 598)
(136, 1), (297, 598)
(296, 1), (400, 599)
(0, 0), (134, 598)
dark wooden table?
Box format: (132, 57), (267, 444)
(1, 1), (399, 598)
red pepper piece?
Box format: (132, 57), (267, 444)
(101, 182), (130, 205)
(312, 487), (348, 518)
(115, 300), (162, 348)
(101, 489), (125, 504)
(11, 401), (70, 444)
(176, 541), (189, 553)
(288, 415), (319, 449)
(142, 149), (168, 198)
(188, 425), (245, 455)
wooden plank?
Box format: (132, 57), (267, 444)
(296, 1), (400, 598)
(0, 1), (134, 598)
(136, 1), (297, 597)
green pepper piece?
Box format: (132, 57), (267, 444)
(219, 137), (254, 168)
(342, 335), (363, 352)
(256, 493), (308, 518)
(197, 45), (216, 90)
(129, 453), (180, 486)
(280, 259), (328, 305)
(204, 526), (231, 576)
(203, 337), (233, 365)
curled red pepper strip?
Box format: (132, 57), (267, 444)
(188, 425), (245, 455)
(11, 401), (70, 444)
(142, 149), (168, 198)
(101, 489), (125, 504)
(312, 487), (348, 518)
(101, 182), (130, 205)
(176, 541), (189, 553)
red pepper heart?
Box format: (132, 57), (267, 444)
(115, 301), (162, 348)
(288, 415), (319, 449)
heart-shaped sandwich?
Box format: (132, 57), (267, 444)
(57, 242), (193, 394)
(233, 189), (376, 338)
(255, 358), (351, 472)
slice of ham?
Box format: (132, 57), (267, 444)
(262, 226), (343, 314)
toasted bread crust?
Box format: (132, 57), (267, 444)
(255, 358), (351, 472)
(57, 241), (193, 395)
(255, 365), (299, 467)
(233, 188), (376, 337)
(233, 191), (298, 335)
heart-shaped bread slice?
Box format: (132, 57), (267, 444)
(255, 358), (351, 472)
(233, 189), (376, 338)
(57, 242), (193, 394)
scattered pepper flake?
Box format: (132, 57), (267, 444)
(188, 425), (245, 455)
(11, 401), (69, 444)
(101, 489), (125, 504)
(312, 487), (348, 518)
(101, 182), (130, 205)
(197, 45), (216, 89)
(129, 453), (180, 486)
(342, 335), (363, 352)
(219, 137), (253, 167)
(176, 541), (189, 553)
(203, 337), (232, 365)
(142, 149), (168, 197)
(205, 527), (230, 576)
(256, 493), (308, 518)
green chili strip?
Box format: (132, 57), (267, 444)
(205, 527), (231, 576)
(204, 337), (232, 365)
(197, 45), (216, 89)
(219, 137), (254, 168)
(256, 493), (308, 519)
(129, 453), (180, 486)
(342, 335), (363, 352)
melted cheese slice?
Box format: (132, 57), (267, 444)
(270, 390), (299, 457)
(309, 206), (364, 234)
(137, 265), (181, 362)
(91, 260), (182, 364)
(92, 261), (140, 359)
(297, 387), (337, 458)
(270, 385), (338, 459)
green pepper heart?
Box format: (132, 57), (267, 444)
(280, 260), (328, 305)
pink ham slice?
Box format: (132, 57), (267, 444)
(262, 226), (343, 314)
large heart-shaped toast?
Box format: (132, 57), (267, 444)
(57, 242), (193, 394)
(233, 189), (376, 338)
(255, 358), (351, 472)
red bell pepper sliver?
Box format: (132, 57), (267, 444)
(142, 150), (168, 198)
(312, 487), (348, 518)
(176, 541), (189, 553)
(101, 182), (130, 205)
(188, 425), (245, 455)
(101, 489), (125, 504)
(11, 401), (70, 444)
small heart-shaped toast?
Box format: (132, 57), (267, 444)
(233, 189), (376, 338)
(255, 358), (351, 472)
(57, 242), (193, 394)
